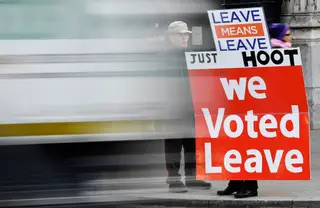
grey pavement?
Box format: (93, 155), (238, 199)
(2, 130), (320, 207)
(78, 129), (320, 207)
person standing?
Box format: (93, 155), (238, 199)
(161, 21), (211, 193)
(268, 23), (293, 48)
(216, 23), (293, 199)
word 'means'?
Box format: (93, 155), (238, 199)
(217, 24), (260, 37)
(202, 76), (300, 139)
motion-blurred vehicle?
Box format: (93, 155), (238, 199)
(0, 0), (281, 206)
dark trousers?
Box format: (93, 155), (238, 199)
(164, 138), (196, 182)
(228, 180), (258, 191)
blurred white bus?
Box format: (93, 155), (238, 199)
(0, 0), (217, 145)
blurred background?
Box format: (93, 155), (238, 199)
(0, 0), (283, 207)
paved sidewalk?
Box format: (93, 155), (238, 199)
(3, 130), (320, 207)
(75, 130), (320, 207)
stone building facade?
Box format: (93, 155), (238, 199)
(281, 0), (320, 129)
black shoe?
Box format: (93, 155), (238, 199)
(169, 181), (188, 193)
(234, 189), (258, 198)
(185, 180), (211, 190)
(217, 186), (238, 196)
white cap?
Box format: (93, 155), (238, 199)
(167, 21), (192, 34)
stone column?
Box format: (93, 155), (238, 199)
(281, 0), (320, 129)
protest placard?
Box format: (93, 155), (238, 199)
(185, 48), (310, 180)
(208, 7), (271, 51)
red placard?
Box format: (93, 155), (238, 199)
(185, 48), (310, 180)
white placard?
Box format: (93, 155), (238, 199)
(185, 48), (302, 70)
(207, 7), (271, 51)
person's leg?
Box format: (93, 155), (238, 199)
(182, 138), (211, 189)
(228, 180), (243, 190)
(182, 138), (196, 179)
(164, 138), (186, 193)
(244, 180), (258, 190)
(234, 180), (258, 198)
(165, 138), (182, 181)
(217, 180), (242, 195)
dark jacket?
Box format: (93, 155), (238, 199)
(157, 40), (195, 137)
